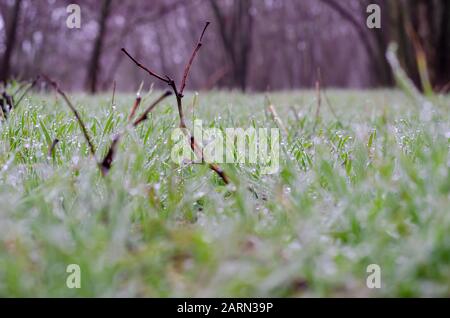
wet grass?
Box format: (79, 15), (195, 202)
(0, 89), (449, 297)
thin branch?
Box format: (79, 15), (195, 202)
(128, 82), (144, 121)
(41, 74), (97, 158)
(209, 163), (230, 184)
(47, 138), (59, 158)
(121, 48), (169, 84)
(100, 90), (172, 176)
(133, 90), (172, 127)
(121, 22), (230, 185)
(319, 0), (378, 68)
(128, 95), (141, 122)
(179, 21), (210, 96)
(100, 133), (120, 176)
(14, 75), (40, 109)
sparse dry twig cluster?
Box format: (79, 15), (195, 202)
(39, 22), (230, 184)
(42, 73), (172, 176)
(121, 22), (230, 184)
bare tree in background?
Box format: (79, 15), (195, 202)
(321, 0), (450, 91)
(1, 0), (22, 83)
(85, 0), (112, 93)
(0, 0), (447, 91)
(318, 0), (392, 86)
(209, 0), (254, 91)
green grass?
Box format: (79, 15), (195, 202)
(0, 89), (449, 297)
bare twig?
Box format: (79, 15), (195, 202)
(100, 90), (172, 176)
(42, 74), (97, 158)
(133, 90), (172, 127)
(209, 163), (230, 184)
(14, 75), (40, 109)
(180, 21), (210, 96)
(128, 95), (141, 122)
(47, 138), (60, 158)
(128, 82), (144, 122)
(121, 48), (169, 84)
(122, 22), (230, 184)
(100, 134), (120, 176)
(12, 81), (28, 97)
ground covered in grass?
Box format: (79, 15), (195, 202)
(0, 89), (449, 297)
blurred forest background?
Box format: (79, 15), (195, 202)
(0, 0), (449, 92)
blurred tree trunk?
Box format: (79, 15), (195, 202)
(322, 0), (449, 91)
(86, 0), (112, 94)
(437, 0), (450, 88)
(209, 0), (253, 91)
(1, 0), (22, 84)
(320, 0), (393, 87)
(394, 0), (450, 91)
(367, 0), (393, 86)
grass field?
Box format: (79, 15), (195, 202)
(0, 89), (449, 297)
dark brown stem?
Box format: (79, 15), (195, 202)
(128, 95), (142, 122)
(121, 22), (230, 185)
(14, 75), (40, 109)
(121, 48), (169, 84)
(179, 22), (210, 96)
(47, 138), (59, 158)
(100, 133), (120, 176)
(209, 163), (230, 184)
(100, 91), (172, 175)
(42, 74), (97, 158)
(133, 90), (172, 127)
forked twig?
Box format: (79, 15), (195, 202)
(42, 74), (97, 158)
(121, 48), (169, 84)
(100, 90), (172, 175)
(14, 75), (40, 109)
(122, 22), (230, 184)
(180, 21), (210, 96)
(132, 90), (172, 127)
